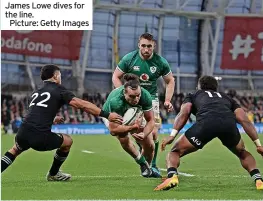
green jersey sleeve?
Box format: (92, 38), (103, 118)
(117, 53), (130, 73)
(102, 100), (112, 113)
(141, 89), (153, 111)
(160, 57), (172, 76)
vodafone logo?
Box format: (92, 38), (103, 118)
(1, 31), (52, 54)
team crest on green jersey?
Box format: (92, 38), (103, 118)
(150, 66), (157, 73)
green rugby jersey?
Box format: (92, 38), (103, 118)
(117, 50), (172, 98)
(102, 86), (152, 116)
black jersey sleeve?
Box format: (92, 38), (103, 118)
(59, 86), (76, 105)
(182, 92), (193, 104)
(230, 98), (241, 112)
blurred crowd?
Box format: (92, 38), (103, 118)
(1, 90), (263, 134)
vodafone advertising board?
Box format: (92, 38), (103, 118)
(1, 30), (83, 60)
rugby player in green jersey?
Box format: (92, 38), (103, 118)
(102, 74), (161, 177)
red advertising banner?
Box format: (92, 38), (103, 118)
(221, 17), (263, 70)
(1, 30), (83, 60)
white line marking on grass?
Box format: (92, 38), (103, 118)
(75, 175), (139, 178)
(82, 150), (95, 154)
(160, 168), (195, 177)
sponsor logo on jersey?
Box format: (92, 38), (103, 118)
(140, 73), (149, 81)
(133, 66), (140, 71)
(191, 137), (202, 146)
(150, 66), (157, 73)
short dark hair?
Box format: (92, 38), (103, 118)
(139, 33), (154, 41)
(198, 75), (218, 91)
(40, 65), (60, 81)
(123, 74), (140, 90)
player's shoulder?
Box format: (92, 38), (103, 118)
(141, 87), (152, 99)
(122, 50), (139, 61)
(153, 52), (169, 65)
(218, 91), (234, 101)
(186, 90), (199, 97)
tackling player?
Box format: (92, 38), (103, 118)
(1, 64), (122, 181)
(112, 33), (175, 175)
(102, 74), (161, 178)
(154, 76), (263, 191)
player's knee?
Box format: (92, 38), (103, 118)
(62, 134), (73, 148)
(143, 141), (154, 152)
(9, 144), (22, 157)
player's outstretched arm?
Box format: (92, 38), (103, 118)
(69, 97), (122, 124)
(235, 108), (262, 151)
(161, 103), (192, 151)
(112, 68), (124, 88)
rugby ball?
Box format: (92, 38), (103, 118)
(123, 107), (143, 126)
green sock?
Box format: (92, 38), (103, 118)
(152, 140), (159, 167)
(135, 154), (147, 165)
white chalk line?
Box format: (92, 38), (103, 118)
(82, 150), (95, 154)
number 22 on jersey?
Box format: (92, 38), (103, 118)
(29, 92), (51, 108)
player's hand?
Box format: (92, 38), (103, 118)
(109, 112), (123, 124)
(161, 136), (175, 151)
(256, 146), (263, 157)
(53, 116), (64, 124)
(132, 132), (145, 141)
(164, 101), (174, 112)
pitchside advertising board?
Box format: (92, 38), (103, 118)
(51, 123), (263, 135)
(221, 17), (263, 70)
(1, 30), (83, 60)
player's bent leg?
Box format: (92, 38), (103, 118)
(138, 133), (154, 165)
(1, 144), (24, 173)
(117, 134), (152, 177)
(154, 134), (198, 191)
(47, 133), (72, 181)
(2, 134), (29, 173)
(137, 133), (161, 178)
(152, 124), (160, 168)
(228, 139), (263, 190)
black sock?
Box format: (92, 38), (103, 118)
(167, 167), (178, 178)
(1, 152), (16, 173)
(250, 169), (263, 182)
(49, 149), (69, 176)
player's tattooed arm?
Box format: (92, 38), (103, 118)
(112, 68), (124, 88)
(235, 108), (261, 143)
(173, 103), (192, 131)
(161, 103), (192, 151)
(235, 108), (263, 156)
(69, 97), (122, 124)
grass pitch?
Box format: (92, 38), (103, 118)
(1, 134), (263, 200)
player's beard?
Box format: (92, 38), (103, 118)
(140, 50), (151, 59)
